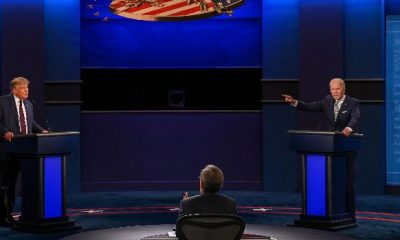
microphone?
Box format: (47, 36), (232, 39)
(31, 99), (51, 132)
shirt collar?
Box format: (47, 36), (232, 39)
(336, 95), (346, 103)
(13, 94), (23, 104)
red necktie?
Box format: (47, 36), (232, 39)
(19, 100), (27, 135)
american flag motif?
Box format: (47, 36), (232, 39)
(109, 0), (244, 21)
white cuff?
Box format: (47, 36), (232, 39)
(345, 127), (353, 132)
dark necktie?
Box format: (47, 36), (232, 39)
(19, 100), (27, 135)
(334, 101), (339, 122)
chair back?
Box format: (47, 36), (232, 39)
(176, 214), (245, 240)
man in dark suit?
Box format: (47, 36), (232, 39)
(282, 78), (360, 137)
(0, 77), (48, 227)
(178, 164), (236, 217)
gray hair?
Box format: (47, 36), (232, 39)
(329, 78), (345, 89)
(200, 164), (224, 193)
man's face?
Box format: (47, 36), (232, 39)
(199, 180), (204, 193)
(330, 81), (345, 101)
(12, 83), (29, 100)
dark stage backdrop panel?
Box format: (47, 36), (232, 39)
(81, 111), (262, 191)
(81, 0), (261, 68)
(81, 68), (262, 111)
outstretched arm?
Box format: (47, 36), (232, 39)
(282, 94), (297, 105)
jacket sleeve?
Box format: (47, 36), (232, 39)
(0, 101), (11, 137)
(347, 99), (360, 132)
(178, 200), (186, 217)
(26, 100), (45, 133)
(296, 96), (327, 112)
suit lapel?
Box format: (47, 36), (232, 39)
(336, 96), (351, 122)
(8, 95), (20, 132)
(24, 101), (33, 133)
(327, 97), (336, 125)
(341, 96), (350, 112)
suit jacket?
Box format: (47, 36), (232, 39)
(296, 95), (360, 132)
(178, 192), (237, 217)
(0, 94), (44, 161)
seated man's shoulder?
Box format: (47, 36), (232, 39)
(208, 194), (236, 206)
(185, 193), (234, 202)
(218, 194), (235, 201)
(182, 194), (202, 203)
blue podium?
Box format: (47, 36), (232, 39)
(4, 132), (80, 233)
(288, 130), (363, 230)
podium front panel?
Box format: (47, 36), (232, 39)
(44, 156), (63, 218)
(306, 154), (326, 216)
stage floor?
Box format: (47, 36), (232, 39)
(3, 191), (400, 240)
(60, 224), (354, 240)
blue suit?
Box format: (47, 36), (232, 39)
(0, 94), (45, 224)
(0, 94), (44, 138)
(296, 95), (360, 132)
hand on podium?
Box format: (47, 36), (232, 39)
(342, 127), (352, 137)
(3, 132), (14, 142)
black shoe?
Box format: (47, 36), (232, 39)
(0, 217), (13, 228)
(7, 215), (15, 224)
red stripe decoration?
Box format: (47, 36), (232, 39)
(110, 1), (127, 8)
(109, 0), (244, 21)
(125, 3), (157, 13)
(144, 1), (189, 16)
(170, 1), (215, 17)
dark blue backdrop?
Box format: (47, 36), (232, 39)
(81, 0), (261, 68)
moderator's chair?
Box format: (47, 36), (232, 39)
(176, 214), (245, 240)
